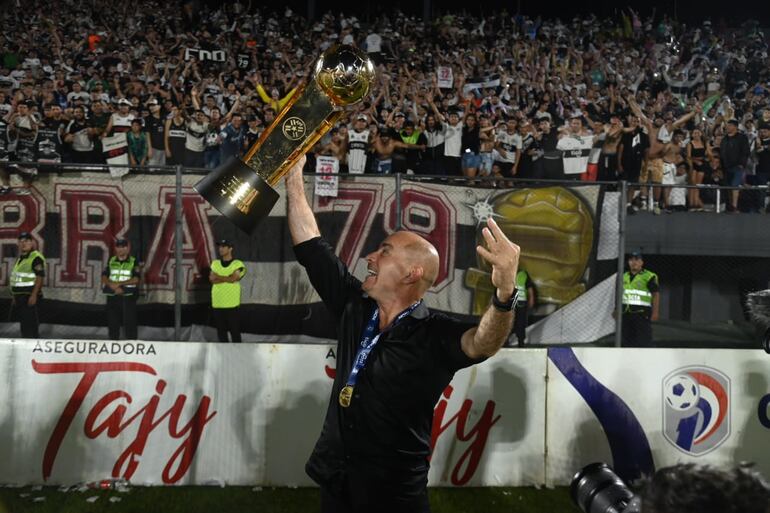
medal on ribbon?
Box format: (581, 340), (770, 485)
(339, 385), (354, 408)
(338, 301), (421, 409)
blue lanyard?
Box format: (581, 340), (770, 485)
(344, 301), (421, 389)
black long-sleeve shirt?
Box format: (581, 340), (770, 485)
(720, 132), (750, 169)
(294, 237), (483, 496)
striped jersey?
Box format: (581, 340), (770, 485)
(557, 135), (594, 175)
(185, 120), (209, 152)
(110, 113), (134, 134)
(495, 130), (521, 163)
(347, 129), (369, 174)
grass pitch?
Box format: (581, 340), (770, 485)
(0, 486), (580, 513)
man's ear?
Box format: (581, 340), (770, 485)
(404, 266), (424, 285)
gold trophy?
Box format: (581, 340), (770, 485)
(195, 45), (376, 233)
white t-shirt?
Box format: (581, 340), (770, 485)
(424, 126), (446, 149)
(443, 121), (463, 157)
(365, 33), (382, 53)
(14, 115), (36, 132)
(657, 125), (672, 143)
(22, 58), (41, 69)
(67, 91), (91, 105)
(557, 134), (594, 174)
(0, 75), (19, 90)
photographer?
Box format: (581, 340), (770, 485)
(574, 462), (770, 513)
(641, 464), (770, 513)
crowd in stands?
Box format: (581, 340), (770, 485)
(0, 0), (768, 212)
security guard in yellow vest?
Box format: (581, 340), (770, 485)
(209, 239), (246, 342)
(101, 238), (140, 340)
(10, 231), (45, 338)
(398, 120), (426, 173)
(621, 251), (659, 347)
(511, 269), (536, 346)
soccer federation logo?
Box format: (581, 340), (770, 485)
(662, 366), (730, 456)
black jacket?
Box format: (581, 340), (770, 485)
(720, 132), (749, 169)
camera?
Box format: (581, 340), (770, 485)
(574, 462), (770, 513)
(571, 463), (641, 513)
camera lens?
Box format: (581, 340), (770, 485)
(571, 463), (637, 513)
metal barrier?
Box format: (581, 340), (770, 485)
(0, 160), (766, 346)
(632, 182), (770, 214)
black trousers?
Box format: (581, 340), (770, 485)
(622, 312), (653, 347)
(321, 487), (430, 513)
(13, 294), (39, 338)
(418, 157), (444, 177)
(106, 294), (138, 340)
(319, 463), (431, 513)
(442, 156), (462, 176)
(513, 305), (529, 345)
(184, 149), (205, 169)
(213, 307), (241, 342)
(599, 153), (619, 182)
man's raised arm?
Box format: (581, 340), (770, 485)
(285, 154), (361, 319)
(461, 218), (521, 359)
(285, 155), (321, 245)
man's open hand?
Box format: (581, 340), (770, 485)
(476, 218), (520, 298)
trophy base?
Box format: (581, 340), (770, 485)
(194, 157), (280, 234)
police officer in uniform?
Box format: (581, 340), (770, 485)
(101, 238), (140, 340)
(10, 232), (45, 338)
(621, 251), (659, 347)
(209, 239), (246, 342)
(511, 268), (536, 346)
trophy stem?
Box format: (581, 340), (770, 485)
(242, 79), (344, 187)
(265, 112), (344, 187)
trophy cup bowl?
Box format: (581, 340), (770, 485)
(314, 45), (376, 106)
(194, 45), (376, 233)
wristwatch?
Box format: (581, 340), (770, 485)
(492, 288), (519, 312)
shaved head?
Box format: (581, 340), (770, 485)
(400, 232), (440, 291)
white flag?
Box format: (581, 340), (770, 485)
(437, 66), (454, 89)
(102, 133), (130, 178)
(314, 156), (339, 197)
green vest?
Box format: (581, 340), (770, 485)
(11, 250), (44, 295)
(400, 130), (421, 145)
(211, 259), (245, 309)
(105, 256), (138, 296)
(516, 270), (529, 303)
(622, 270), (657, 311)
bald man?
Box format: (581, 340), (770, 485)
(286, 155), (520, 513)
